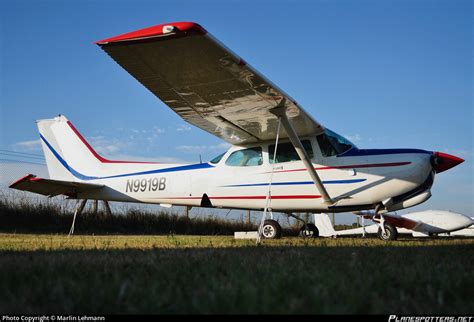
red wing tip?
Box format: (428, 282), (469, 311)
(9, 174), (36, 188)
(95, 21), (206, 44)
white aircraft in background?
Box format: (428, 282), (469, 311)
(315, 211), (473, 240)
(9, 22), (465, 240)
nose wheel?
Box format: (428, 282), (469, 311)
(377, 223), (398, 241)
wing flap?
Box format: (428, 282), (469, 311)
(9, 174), (104, 197)
(97, 22), (324, 144)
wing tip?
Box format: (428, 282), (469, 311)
(95, 21), (206, 45)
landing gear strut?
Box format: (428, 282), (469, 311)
(373, 203), (398, 241)
(286, 213), (319, 238)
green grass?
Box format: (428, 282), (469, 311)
(0, 234), (472, 314)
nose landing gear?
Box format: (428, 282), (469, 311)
(377, 224), (398, 241)
(373, 203), (399, 241)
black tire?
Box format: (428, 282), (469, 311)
(377, 223), (398, 241)
(299, 223), (319, 238)
(262, 219), (282, 239)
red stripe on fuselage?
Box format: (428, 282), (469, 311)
(268, 162), (412, 173)
(165, 195), (321, 200)
(66, 121), (160, 164)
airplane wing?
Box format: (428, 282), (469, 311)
(9, 174), (104, 197)
(382, 213), (420, 230)
(96, 22), (324, 145)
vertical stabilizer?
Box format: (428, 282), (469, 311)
(37, 115), (101, 181)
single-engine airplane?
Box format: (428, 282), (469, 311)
(9, 22), (464, 239)
(314, 211), (473, 240)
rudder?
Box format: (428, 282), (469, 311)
(37, 115), (101, 181)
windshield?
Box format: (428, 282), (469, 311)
(210, 152), (226, 164)
(316, 129), (356, 157)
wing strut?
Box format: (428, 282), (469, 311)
(271, 102), (333, 204)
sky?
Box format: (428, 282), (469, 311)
(0, 0), (472, 222)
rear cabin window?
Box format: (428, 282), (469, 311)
(268, 141), (313, 164)
(225, 147), (263, 167)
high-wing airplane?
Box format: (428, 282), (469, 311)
(314, 211), (473, 240)
(9, 22), (465, 240)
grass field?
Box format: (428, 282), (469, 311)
(0, 234), (473, 314)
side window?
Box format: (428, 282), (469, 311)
(225, 147), (263, 167)
(268, 140), (313, 164)
(316, 134), (338, 157)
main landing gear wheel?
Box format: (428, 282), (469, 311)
(377, 223), (398, 241)
(299, 223), (319, 238)
(262, 219), (282, 239)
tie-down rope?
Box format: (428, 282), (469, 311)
(257, 117), (282, 244)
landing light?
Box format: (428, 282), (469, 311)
(162, 25), (176, 34)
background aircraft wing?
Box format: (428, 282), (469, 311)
(96, 22), (324, 145)
(9, 174), (104, 197)
(383, 213), (420, 230)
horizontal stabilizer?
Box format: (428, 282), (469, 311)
(9, 174), (103, 197)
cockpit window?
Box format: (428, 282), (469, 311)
(210, 152), (225, 164)
(316, 129), (356, 157)
(268, 140), (313, 163)
(225, 147), (263, 167)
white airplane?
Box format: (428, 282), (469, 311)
(9, 22), (465, 240)
(442, 222), (474, 237)
(314, 211), (473, 240)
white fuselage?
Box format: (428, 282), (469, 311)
(73, 137), (434, 213)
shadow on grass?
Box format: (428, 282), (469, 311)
(0, 242), (473, 314)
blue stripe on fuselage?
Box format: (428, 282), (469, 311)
(222, 179), (366, 187)
(40, 134), (214, 180)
